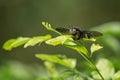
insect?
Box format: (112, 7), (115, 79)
(55, 27), (103, 40)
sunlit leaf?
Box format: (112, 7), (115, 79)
(65, 44), (89, 57)
(46, 35), (72, 46)
(10, 37), (30, 48)
(3, 37), (30, 51)
(92, 58), (115, 79)
(64, 41), (76, 46)
(90, 43), (103, 54)
(3, 39), (16, 51)
(112, 71), (120, 80)
(24, 35), (51, 48)
(42, 21), (62, 35)
(35, 54), (76, 68)
(42, 21), (52, 30)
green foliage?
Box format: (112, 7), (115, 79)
(112, 71), (120, 80)
(92, 22), (120, 37)
(90, 43), (103, 56)
(3, 37), (30, 51)
(3, 35), (51, 51)
(0, 61), (40, 80)
(46, 35), (72, 46)
(3, 21), (120, 80)
(92, 58), (115, 79)
(36, 54), (76, 69)
(92, 22), (120, 54)
(24, 35), (51, 48)
(42, 22), (62, 35)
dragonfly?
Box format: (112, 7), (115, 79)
(55, 27), (103, 40)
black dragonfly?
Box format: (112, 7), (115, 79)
(55, 27), (103, 40)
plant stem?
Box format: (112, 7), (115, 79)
(80, 54), (104, 80)
(89, 59), (104, 80)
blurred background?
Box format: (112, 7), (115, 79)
(0, 0), (120, 80)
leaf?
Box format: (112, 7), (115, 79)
(3, 39), (16, 51)
(46, 35), (72, 46)
(24, 35), (51, 48)
(65, 44), (89, 57)
(64, 40), (89, 57)
(35, 54), (76, 69)
(3, 37), (30, 51)
(44, 61), (59, 78)
(90, 43), (103, 54)
(42, 21), (62, 35)
(101, 35), (120, 53)
(82, 38), (96, 42)
(42, 21), (52, 30)
(91, 58), (115, 79)
(62, 59), (76, 69)
(112, 71), (120, 80)
(92, 22), (120, 54)
(64, 41), (77, 46)
(92, 22), (120, 37)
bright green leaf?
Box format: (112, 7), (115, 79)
(3, 37), (30, 51)
(3, 39), (16, 51)
(35, 54), (76, 69)
(42, 21), (62, 35)
(24, 35), (51, 48)
(42, 21), (52, 30)
(112, 71), (120, 80)
(64, 41), (76, 46)
(65, 44), (89, 57)
(92, 58), (115, 79)
(45, 35), (72, 46)
(90, 43), (103, 54)
(10, 37), (30, 48)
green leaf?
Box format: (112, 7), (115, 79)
(44, 61), (59, 78)
(62, 59), (76, 69)
(42, 21), (62, 35)
(45, 35), (72, 46)
(92, 22), (120, 37)
(35, 54), (76, 69)
(64, 41), (77, 46)
(42, 21), (52, 30)
(65, 44), (89, 57)
(92, 22), (120, 54)
(112, 71), (120, 80)
(3, 39), (16, 51)
(92, 58), (115, 79)
(24, 35), (51, 48)
(101, 35), (120, 53)
(90, 43), (103, 54)
(3, 37), (30, 51)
